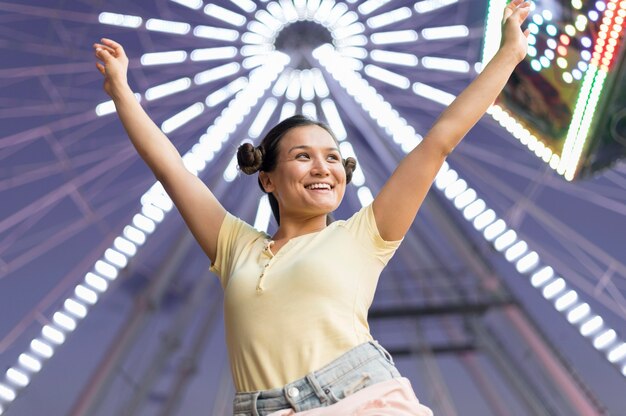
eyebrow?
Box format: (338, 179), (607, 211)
(288, 145), (340, 153)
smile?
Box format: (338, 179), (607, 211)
(305, 183), (333, 190)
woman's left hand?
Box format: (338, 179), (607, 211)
(501, 0), (532, 63)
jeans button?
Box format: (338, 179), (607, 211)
(287, 387), (299, 398)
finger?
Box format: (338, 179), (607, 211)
(518, 1), (531, 12)
(504, 0), (523, 11)
(503, 0), (529, 22)
(505, 1), (530, 21)
(503, 3), (515, 21)
(101, 38), (125, 56)
(95, 62), (106, 76)
(93, 43), (115, 55)
(512, 2), (531, 23)
(94, 47), (115, 59)
(95, 48), (113, 63)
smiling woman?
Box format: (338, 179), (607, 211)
(216, 114), (431, 414)
(91, 0), (531, 413)
(237, 115), (356, 228)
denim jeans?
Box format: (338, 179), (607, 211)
(233, 341), (402, 416)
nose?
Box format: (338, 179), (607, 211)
(310, 157), (331, 177)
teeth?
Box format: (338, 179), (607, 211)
(307, 183), (331, 190)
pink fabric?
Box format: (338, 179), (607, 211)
(267, 378), (433, 416)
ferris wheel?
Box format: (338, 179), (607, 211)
(0, 0), (625, 415)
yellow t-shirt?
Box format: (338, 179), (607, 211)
(210, 204), (401, 392)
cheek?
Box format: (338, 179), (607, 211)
(334, 166), (347, 183)
(283, 163), (307, 177)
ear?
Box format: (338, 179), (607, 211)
(258, 171), (275, 193)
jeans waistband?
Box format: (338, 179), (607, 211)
(233, 340), (399, 415)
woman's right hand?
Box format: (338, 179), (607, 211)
(93, 38), (130, 98)
(92, 41), (226, 264)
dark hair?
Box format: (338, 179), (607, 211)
(237, 114), (357, 225)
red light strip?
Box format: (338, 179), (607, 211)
(592, 0), (626, 72)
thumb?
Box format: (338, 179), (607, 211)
(95, 61), (106, 75)
(503, 9), (513, 23)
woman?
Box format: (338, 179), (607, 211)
(93, 1), (530, 414)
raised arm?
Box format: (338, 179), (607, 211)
(94, 38), (226, 261)
(372, 0), (530, 241)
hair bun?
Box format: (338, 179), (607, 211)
(344, 156), (357, 184)
(237, 142), (264, 174)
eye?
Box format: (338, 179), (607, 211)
(327, 154), (340, 162)
(295, 152), (310, 160)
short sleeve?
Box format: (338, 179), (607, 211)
(210, 212), (264, 288)
(340, 203), (403, 265)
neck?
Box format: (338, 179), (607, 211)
(273, 213), (328, 240)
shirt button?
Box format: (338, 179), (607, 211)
(264, 263), (269, 268)
(287, 387), (299, 398)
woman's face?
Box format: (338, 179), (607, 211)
(260, 125), (347, 221)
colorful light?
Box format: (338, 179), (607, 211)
(483, 0), (626, 178)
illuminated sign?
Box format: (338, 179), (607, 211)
(483, 0), (626, 180)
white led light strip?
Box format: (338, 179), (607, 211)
(314, 43), (626, 378)
(0, 53), (289, 413)
(96, 62), (244, 118)
(238, 0), (378, 76)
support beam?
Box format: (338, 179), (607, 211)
(385, 224), (542, 415)
(426, 189), (605, 416)
(157, 295), (223, 416)
(459, 352), (514, 416)
(119, 272), (217, 415)
(369, 299), (513, 320)
(388, 343), (476, 356)
(69, 229), (196, 416)
(468, 317), (554, 416)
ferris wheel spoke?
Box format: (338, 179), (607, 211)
(0, 110), (99, 150)
(452, 151), (626, 287)
(456, 142), (626, 216)
(1, 181), (146, 280)
(0, 141), (127, 193)
(0, 146), (137, 236)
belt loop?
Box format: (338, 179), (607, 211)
(306, 373), (329, 404)
(371, 340), (395, 364)
(251, 391), (261, 416)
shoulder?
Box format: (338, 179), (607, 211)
(220, 212), (269, 242)
(210, 212), (268, 278)
(339, 204), (376, 232)
(340, 203), (403, 245)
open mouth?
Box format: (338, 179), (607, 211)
(305, 183), (333, 191)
